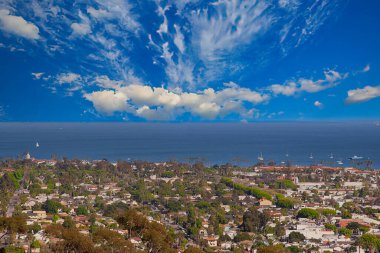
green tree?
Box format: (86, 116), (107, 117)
(184, 246), (204, 253)
(241, 207), (269, 233)
(356, 234), (380, 252)
(288, 231), (305, 243)
(42, 200), (62, 214)
(297, 208), (320, 219)
(76, 205), (88, 215)
(338, 227), (353, 238)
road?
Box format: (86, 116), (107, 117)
(5, 189), (22, 217)
(5, 170), (28, 217)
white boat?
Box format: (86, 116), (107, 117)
(337, 160), (343, 165)
(36, 142), (40, 148)
(309, 153), (314, 159)
(257, 153), (264, 161)
(348, 155), (364, 160)
(329, 153), (334, 159)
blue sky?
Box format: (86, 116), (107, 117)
(0, 0), (379, 122)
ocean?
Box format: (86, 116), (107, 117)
(0, 122), (379, 168)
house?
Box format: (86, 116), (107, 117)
(32, 211), (47, 219)
(221, 241), (232, 250)
(130, 237), (142, 245)
(204, 236), (218, 247)
(259, 198), (273, 207)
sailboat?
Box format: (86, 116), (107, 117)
(257, 152), (264, 162)
(329, 153), (334, 159)
(309, 153), (314, 159)
(337, 160), (344, 165)
(36, 142), (40, 148)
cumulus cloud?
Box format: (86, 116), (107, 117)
(346, 86), (380, 104)
(270, 82), (298, 96)
(0, 9), (40, 40)
(84, 81), (269, 120)
(268, 70), (347, 96)
(84, 90), (128, 115)
(314, 100), (323, 108)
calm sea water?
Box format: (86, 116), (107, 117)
(0, 122), (379, 168)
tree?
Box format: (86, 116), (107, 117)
(62, 216), (75, 229)
(31, 240), (41, 249)
(92, 228), (137, 253)
(341, 209), (352, 219)
(241, 207), (269, 233)
(287, 246), (302, 253)
(76, 205), (88, 215)
(257, 245), (290, 253)
(117, 210), (176, 252)
(275, 194), (296, 209)
(42, 200), (62, 214)
(356, 234), (380, 253)
(338, 227), (353, 238)
(296, 208), (320, 220)
(288, 231), (305, 243)
(184, 246), (204, 253)
(324, 223), (337, 233)
(274, 223), (286, 237)
(319, 208), (336, 218)
(234, 232), (252, 242)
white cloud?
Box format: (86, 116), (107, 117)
(31, 72), (44, 80)
(270, 82), (297, 96)
(362, 64), (370, 73)
(173, 24), (185, 53)
(136, 106), (173, 120)
(314, 100), (323, 108)
(93, 75), (123, 89)
(190, 0), (272, 63)
(71, 22), (91, 36)
(160, 42), (195, 87)
(346, 86), (380, 104)
(299, 70), (344, 93)
(93, 0), (141, 33)
(0, 9), (40, 40)
(268, 70), (347, 96)
(84, 81), (269, 120)
(56, 73), (81, 84)
(84, 90), (128, 115)
(87, 7), (112, 19)
(70, 11), (92, 36)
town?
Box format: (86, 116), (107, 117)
(0, 155), (379, 253)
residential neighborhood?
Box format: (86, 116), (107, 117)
(0, 157), (380, 253)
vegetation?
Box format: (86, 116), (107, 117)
(221, 177), (272, 200)
(296, 208), (320, 220)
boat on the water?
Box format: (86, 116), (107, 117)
(348, 155), (364, 160)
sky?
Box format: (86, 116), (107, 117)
(0, 0), (379, 122)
